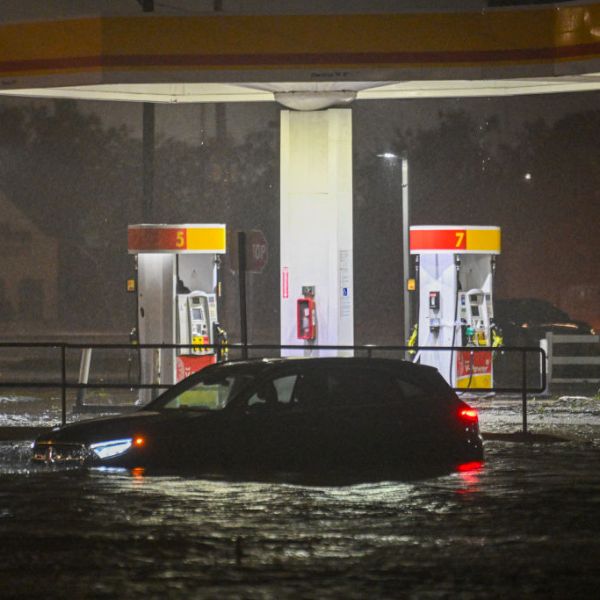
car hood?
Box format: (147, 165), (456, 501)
(523, 321), (590, 333)
(36, 411), (172, 445)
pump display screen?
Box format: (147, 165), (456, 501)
(192, 308), (205, 321)
(470, 294), (482, 317)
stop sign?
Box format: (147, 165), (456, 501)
(246, 230), (268, 273)
(228, 229), (269, 274)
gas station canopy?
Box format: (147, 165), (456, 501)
(3, 3), (600, 106)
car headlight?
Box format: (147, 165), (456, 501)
(89, 438), (133, 459)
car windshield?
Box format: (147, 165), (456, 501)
(149, 370), (257, 411)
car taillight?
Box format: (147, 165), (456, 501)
(459, 407), (479, 423)
(457, 461), (483, 472)
(134, 436), (145, 448)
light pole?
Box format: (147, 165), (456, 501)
(401, 155), (410, 352)
(377, 152), (411, 349)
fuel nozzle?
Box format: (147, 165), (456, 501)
(465, 325), (475, 346)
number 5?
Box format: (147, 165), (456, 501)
(175, 231), (185, 248)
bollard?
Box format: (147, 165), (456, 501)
(76, 348), (92, 407)
(61, 345), (67, 426)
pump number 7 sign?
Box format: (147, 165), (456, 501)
(409, 228), (467, 251)
(409, 227), (501, 254)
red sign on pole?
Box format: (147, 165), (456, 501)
(282, 267), (289, 299)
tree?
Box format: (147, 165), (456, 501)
(0, 99), (281, 338)
(0, 100), (141, 329)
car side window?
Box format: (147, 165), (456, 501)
(245, 374), (298, 409)
(327, 368), (402, 406)
(396, 379), (428, 401)
(273, 375), (297, 405)
(163, 375), (240, 410)
(290, 371), (328, 409)
(241, 367), (432, 411)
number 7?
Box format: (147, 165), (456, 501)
(455, 231), (464, 247)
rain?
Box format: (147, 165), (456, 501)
(1, 1), (600, 598)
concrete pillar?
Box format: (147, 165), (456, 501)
(280, 108), (353, 355)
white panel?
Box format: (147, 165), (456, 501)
(417, 253), (458, 383)
(288, 111), (329, 194)
(177, 254), (217, 293)
(330, 108), (354, 347)
(459, 255), (493, 295)
(137, 254), (176, 395)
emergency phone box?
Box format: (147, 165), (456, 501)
(297, 297), (316, 340)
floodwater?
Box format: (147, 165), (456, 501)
(1, 395), (600, 598)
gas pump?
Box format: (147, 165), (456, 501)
(128, 224), (227, 402)
(177, 291), (217, 355)
(410, 226), (501, 389)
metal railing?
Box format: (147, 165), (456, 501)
(0, 342), (545, 434)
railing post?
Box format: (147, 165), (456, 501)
(538, 342), (548, 397)
(539, 337), (547, 396)
(61, 344), (67, 426)
(522, 348), (528, 435)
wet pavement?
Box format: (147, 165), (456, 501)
(1, 392), (599, 598)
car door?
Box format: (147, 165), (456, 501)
(149, 371), (252, 471)
(227, 369), (315, 472)
(322, 366), (414, 469)
(232, 365), (410, 472)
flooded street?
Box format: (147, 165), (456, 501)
(1, 395), (600, 598)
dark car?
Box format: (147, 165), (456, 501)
(494, 298), (594, 346)
(32, 358), (483, 477)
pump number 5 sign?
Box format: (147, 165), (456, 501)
(128, 224), (226, 254)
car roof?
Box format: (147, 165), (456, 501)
(206, 356), (442, 381)
(146, 356), (452, 410)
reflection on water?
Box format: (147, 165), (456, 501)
(455, 461), (483, 494)
(1, 437), (600, 598)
